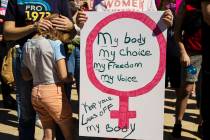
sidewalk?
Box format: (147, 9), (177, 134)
(0, 88), (201, 140)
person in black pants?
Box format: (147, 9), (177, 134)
(0, 15), (16, 110)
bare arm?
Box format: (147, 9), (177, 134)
(76, 10), (88, 28)
(56, 58), (73, 83)
(162, 9), (174, 27)
(174, 10), (185, 53)
(174, 4), (190, 67)
(3, 19), (53, 41)
(202, 1), (210, 26)
(51, 15), (77, 40)
(3, 21), (36, 41)
(21, 67), (32, 81)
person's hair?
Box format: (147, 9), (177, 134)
(38, 14), (71, 43)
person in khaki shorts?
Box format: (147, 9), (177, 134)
(172, 0), (202, 138)
(21, 14), (74, 140)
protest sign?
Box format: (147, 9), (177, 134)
(94, 0), (157, 11)
(80, 11), (167, 139)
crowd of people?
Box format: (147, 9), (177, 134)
(0, 0), (210, 140)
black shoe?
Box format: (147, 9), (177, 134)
(3, 96), (17, 110)
(197, 124), (203, 138)
(172, 123), (182, 138)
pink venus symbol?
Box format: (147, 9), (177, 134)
(110, 96), (136, 128)
(86, 11), (166, 128)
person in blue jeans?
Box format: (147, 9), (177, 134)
(13, 46), (35, 138)
(3, 0), (77, 139)
(66, 37), (80, 105)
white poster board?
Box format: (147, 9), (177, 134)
(95, 0), (157, 12)
(80, 11), (167, 140)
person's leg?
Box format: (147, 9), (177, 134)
(66, 46), (81, 140)
(32, 85), (56, 140)
(55, 123), (65, 140)
(38, 84), (73, 140)
(43, 127), (55, 140)
(172, 83), (194, 138)
(57, 118), (72, 140)
(195, 70), (203, 136)
(13, 47), (36, 140)
(55, 89), (73, 140)
(175, 83), (194, 122)
(172, 55), (202, 138)
(55, 48), (76, 140)
(72, 46), (80, 139)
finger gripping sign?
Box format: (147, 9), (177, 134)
(80, 11), (167, 139)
